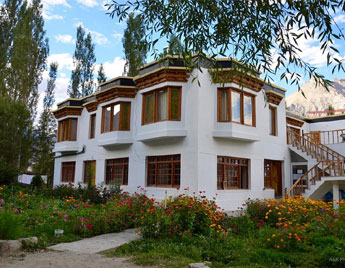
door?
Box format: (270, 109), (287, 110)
(84, 161), (96, 186)
(264, 160), (282, 197)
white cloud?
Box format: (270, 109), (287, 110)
(48, 53), (74, 71)
(43, 14), (63, 20)
(40, 0), (70, 20)
(112, 33), (123, 42)
(55, 34), (74, 44)
(75, 22), (108, 45)
(77, 0), (98, 7)
(95, 57), (125, 79)
(334, 14), (345, 24)
(102, 0), (111, 11)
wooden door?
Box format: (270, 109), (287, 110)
(264, 160), (282, 197)
(84, 161), (96, 186)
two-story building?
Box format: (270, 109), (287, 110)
(53, 55), (345, 211)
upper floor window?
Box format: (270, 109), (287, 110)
(61, 161), (75, 183)
(101, 102), (131, 133)
(269, 106), (277, 136)
(217, 88), (255, 126)
(105, 158), (128, 185)
(89, 114), (96, 139)
(142, 87), (181, 125)
(57, 118), (78, 142)
(217, 156), (249, 190)
(147, 154), (181, 188)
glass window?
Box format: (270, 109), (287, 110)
(219, 89), (229, 121)
(244, 95), (253, 125)
(157, 89), (168, 121)
(231, 91), (241, 123)
(105, 158), (129, 185)
(269, 106), (277, 136)
(144, 92), (155, 124)
(147, 154), (180, 188)
(102, 102), (131, 133)
(61, 162), (75, 182)
(89, 114), (96, 139)
(57, 118), (78, 142)
(217, 156), (249, 190)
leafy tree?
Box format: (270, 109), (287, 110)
(68, 26), (96, 98)
(34, 62), (58, 185)
(97, 63), (107, 85)
(122, 12), (148, 77)
(109, 0), (345, 90)
(159, 33), (185, 57)
(0, 0), (48, 184)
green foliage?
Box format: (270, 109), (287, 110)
(109, 0), (345, 91)
(0, 96), (32, 184)
(327, 104), (335, 115)
(0, 210), (25, 239)
(30, 175), (44, 188)
(122, 12), (148, 76)
(97, 64), (107, 85)
(68, 26), (96, 97)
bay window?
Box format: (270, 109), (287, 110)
(57, 118), (78, 142)
(142, 86), (181, 125)
(101, 102), (131, 133)
(217, 88), (255, 126)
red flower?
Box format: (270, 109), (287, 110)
(86, 224), (92, 230)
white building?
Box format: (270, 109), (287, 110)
(53, 56), (345, 211)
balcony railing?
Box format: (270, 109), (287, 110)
(303, 129), (345, 145)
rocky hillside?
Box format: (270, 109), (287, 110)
(286, 78), (345, 116)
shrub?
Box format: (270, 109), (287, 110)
(31, 175), (44, 188)
(0, 210), (25, 239)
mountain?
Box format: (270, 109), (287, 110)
(286, 78), (345, 116)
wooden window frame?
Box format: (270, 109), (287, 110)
(83, 160), (96, 184)
(89, 113), (96, 139)
(142, 86), (182, 125)
(217, 156), (249, 190)
(101, 102), (131, 133)
(147, 154), (181, 188)
(217, 87), (256, 127)
(57, 118), (78, 142)
(269, 106), (277, 136)
(105, 158), (129, 185)
(61, 162), (75, 183)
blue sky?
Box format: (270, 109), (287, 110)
(12, 1), (345, 112)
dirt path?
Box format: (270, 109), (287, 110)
(1, 251), (145, 268)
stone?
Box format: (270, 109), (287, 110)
(0, 240), (21, 257)
(19, 237), (38, 247)
(189, 263), (209, 268)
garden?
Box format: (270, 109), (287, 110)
(1, 184), (345, 268)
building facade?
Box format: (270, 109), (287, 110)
(53, 56), (345, 211)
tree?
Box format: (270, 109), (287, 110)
(97, 64), (107, 85)
(0, 0), (48, 184)
(327, 104), (335, 115)
(68, 26), (96, 98)
(34, 62), (58, 185)
(159, 33), (185, 57)
(109, 1), (345, 90)
(122, 12), (148, 77)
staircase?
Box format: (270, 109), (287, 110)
(285, 127), (345, 198)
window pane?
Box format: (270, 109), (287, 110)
(170, 87), (180, 120)
(120, 103), (130, 130)
(244, 95), (253, 125)
(144, 93), (155, 124)
(219, 90), (229, 121)
(70, 119), (77, 140)
(58, 121), (63, 141)
(104, 106), (111, 132)
(112, 104), (120, 131)
(89, 114), (96, 139)
(157, 163), (172, 185)
(269, 107), (276, 135)
(63, 120), (69, 141)
(231, 91), (241, 123)
(157, 89), (168, 121)
(147, 163), (156, 185)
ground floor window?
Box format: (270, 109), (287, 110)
(147, 154), (180, 188)
(84, 160), (96, 185)
(105, 158), (128, 185)
(61, 162), (75, 183)
(217, 156), (249, 189)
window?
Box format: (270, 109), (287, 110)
(61, 162), (75, 183)
(101, 102), (131, 133)
(217, 88), (255, 126)
(89, 114), (96, 139)
(269, 106), (277, 136)
(142, 87), (181, 125)
(105, 158), (128, 185)
(147, 154), (180, 187)
(217, 156), (249, 190)
(57, 118), (78, 142)
(84, 160), (96, 185)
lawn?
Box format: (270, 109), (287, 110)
(1, 184), (345, 268)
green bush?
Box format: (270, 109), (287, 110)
(31, 175), (44, 188)
(0, 210), (25, 239)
